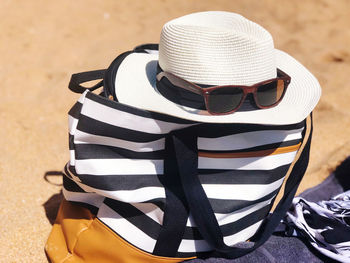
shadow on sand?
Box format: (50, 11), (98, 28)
(43, 171), (64, 225)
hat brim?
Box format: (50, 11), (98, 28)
(114, 50), (321, 125)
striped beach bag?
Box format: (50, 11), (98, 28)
(45, 46), (313, 262)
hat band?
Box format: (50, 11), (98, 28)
(156, 64), (259, 112)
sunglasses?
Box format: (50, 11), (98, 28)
(156, 69), (291, 115)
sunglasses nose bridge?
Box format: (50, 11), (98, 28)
(243, 86), (256, 94)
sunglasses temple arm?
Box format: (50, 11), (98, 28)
(157, 72), (203, 95)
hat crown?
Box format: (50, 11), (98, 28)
(159, 11), (276, 86)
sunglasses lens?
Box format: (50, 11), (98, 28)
(256, 79), (285, 107)
(207, 87), (244, 113)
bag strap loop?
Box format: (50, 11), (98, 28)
(68, 69), (106, 94)
(68, 44), (159, 96)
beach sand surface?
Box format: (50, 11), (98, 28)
(1, 0), (350, 262)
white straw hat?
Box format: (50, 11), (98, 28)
(114, 11), (321, 124)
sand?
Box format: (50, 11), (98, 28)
(1, 0), (350, 262)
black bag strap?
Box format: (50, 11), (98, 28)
(68, 43), (159, 96)
(103, 51), (134, 100)
(169, 115), (313, 259)
(133, 43), (159, 52)
(68, 69), (106, 93)
(153, 135), (190, 256)
(103, 44), (159, 100)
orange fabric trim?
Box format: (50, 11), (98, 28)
(271, 116), (312, 211)
(45, 199), (195, 263)
(198, 143), (301, 158)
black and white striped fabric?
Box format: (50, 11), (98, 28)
(63, 90), (305, 257)
(286, 193), (350, 263)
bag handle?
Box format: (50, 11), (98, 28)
(170, 115), (313, 259)
(103, 44), (159, 100)
(133, 43), (159, 52)
(68, 44), (159, 96)
(68, 69), (106, 94)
